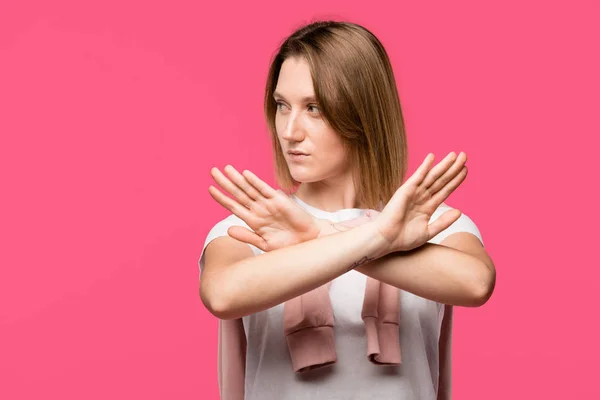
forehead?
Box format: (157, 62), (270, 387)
(274, 57), (315, 99)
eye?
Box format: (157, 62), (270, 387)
(307, 104), (320, 113)
(275, 101), (287, 111)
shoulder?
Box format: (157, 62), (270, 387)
(198, 214), (261, 274)
(428, 203), (484, 247)
(205, 213), (251, 241)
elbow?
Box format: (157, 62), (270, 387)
(469, 262), (496, 307)
(209, 302), (237, 320)
(203, 296), (230, 319)
(200, 279), (235, 319)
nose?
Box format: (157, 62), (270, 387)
(280, 111), (305, 142)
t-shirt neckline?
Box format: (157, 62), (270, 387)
(291, 194), (365, 221)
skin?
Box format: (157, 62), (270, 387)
(273, 56), (362, 211)
(202, 56), (496, 320)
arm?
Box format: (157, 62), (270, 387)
(321, 218), (496, 307)
(202, 220), (387, 320)
(203, 223), (495, 320)
(354, 234), (495, 307)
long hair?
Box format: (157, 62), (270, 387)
(264, 20), (408, 210)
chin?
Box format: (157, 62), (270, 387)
(289, 173), (315, 184)
(288, 167), (320, 183)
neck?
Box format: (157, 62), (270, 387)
(293, 173), (362, 212)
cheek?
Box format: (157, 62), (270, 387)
(274, 116), (284, 138)
(323, 134), (348, 161)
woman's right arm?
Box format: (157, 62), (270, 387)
(200, 222), (387, 320)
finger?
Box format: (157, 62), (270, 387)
(211, 167), (255, 208)
(223, 165), (262, 202)
(208, 185), (254, 222)
(421, 152), (458, 190)
(242, 169), (278, 199)
(387, 155), (434, 211)
(430, 166), (468, 206)
(427, 208), (462, 239)
(227, 226), (268, 252)
(405, 153), (435, 186)
(426, 152), (467, 195)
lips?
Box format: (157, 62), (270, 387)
(288, 150), (309, 156)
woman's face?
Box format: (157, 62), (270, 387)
(273, 57), (351, 184)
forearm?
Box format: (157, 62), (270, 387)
(355, 243), (492, 307)
(215, 222), (387, 320)
(322, 221), (493, 307)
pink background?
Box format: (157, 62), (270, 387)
(1, 0), (598, 398)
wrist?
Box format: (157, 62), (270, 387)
(361, 221), (393, 259)
(316, 219), (337, 237)
(316, 219), (356, 237)
(319, 219), (390, 259)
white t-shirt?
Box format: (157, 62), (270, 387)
(198, 195), (484, 400)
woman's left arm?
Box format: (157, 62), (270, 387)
(353, 232), (495, 307)
(318, 207), (495, 307)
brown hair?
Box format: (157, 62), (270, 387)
(264, 20), (408, 210)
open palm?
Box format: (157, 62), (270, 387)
(208, 165), (327, 252)
(374, 152), (467, 252)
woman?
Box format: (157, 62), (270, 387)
(199, 20), (495, 400)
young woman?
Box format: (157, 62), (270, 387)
(199, 21), (495, 400)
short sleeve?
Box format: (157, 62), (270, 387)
(198, 214), (262, 276)
(427, 205), (484, 247)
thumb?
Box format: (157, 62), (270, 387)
(227, 226), (268, 252)
(427, 209), (462, 239)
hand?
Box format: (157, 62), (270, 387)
(208, 165), (329, 252)
(208, 151), (468, 254)
(372, 152), (468, 254)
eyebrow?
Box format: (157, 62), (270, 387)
(273, 91), (317, 103)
